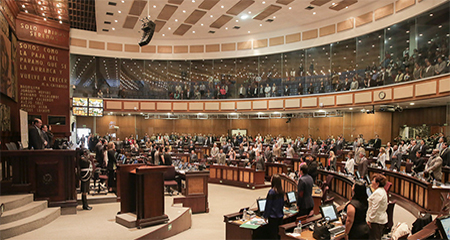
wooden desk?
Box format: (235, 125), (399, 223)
(209, 165), (266, 189)
(266, 162), (289, 180)
(224, 208), (298, 240)
(0, 150), (77, 213)
(173, 170), (209, 213)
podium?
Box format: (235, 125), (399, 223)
(173, 170), (209, 213)
(117, 165), (169, 228)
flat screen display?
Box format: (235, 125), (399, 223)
(287, 191), (296, 204)
(320, 204), (338, 222)
(437, 215), (450, 239)
(257, 199), (266, 213)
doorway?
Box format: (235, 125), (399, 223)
(77, 128), (91, 148)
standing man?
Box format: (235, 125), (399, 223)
(211, 143), (219, 161)
(217, 149), (226, 165)
(424, 149), (443, 182)
(440, 142), (449, 167)
(358, 152), (369, 178)
(297, 165), (314, 216)
(390, 145), (402, 171)
(272, 143), (281, 158)
(373, 135), (381, 150)
(286, 144), (295, 158)
(28, 118), (46, 149)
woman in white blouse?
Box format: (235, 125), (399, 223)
(344, 152), (355, 175)
(366, 174), (388, 240)
(377, 147), (386, 169)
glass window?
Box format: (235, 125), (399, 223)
(70, 55), (96, 98)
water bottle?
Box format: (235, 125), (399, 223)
(433, 179), (436, 186)
(293, 220), (302, 235)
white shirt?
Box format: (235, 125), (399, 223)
(377, 153), (386, 169)
(367, 187), (388, 224)
(345, 158), (355, 174)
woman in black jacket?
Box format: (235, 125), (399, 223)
(107, 142), (117, 192)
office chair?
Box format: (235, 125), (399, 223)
(163, 166), (178, 196)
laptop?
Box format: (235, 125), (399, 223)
(436, 215), (450, 239)
(257, 198), (267, 216)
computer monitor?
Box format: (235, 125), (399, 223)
(436, 215), (450, 239)
(286, 191), (296, 204)
(320, 204), (339, 222)
(366, 187), (373, 197)
(355, 170), (361, 180)
(365, 175), (371, 184)
(257, 198), (267, 214)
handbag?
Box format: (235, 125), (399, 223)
(313, 219), (331, 240)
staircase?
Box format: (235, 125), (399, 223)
(0, 194), (60, 239)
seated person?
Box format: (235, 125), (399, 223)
(190, 150), (198, 163)
(131, 143), (139, 156)
(412, 151), (426, 174)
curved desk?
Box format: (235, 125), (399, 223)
(209, 165), (266, 189)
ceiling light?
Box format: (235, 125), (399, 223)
(115, 20), (118, 22)
(221, 5), (224, 8)
(262, 1), (265, 4)
(153, 5), (156, 8)
(38, 1), (41, 4)
(118, 10), (121, 13)
(248, 31), (250, 33)
(236, 19), (239, 22)
(346, 6), (348, 9)
(201, 23), (203, 26)
(240, 15), (248, 20)
(183, 10), (186, 13)
(122, 0), (124, 2)
(410, 103), (415, 105)
(210, 14), (213, 17)
(162, 34), (165, 36)
(273, 16), (276, 19)
(112, 28), (115, 30)
(59, 20), (62, 24)
(192, 31), (195, 33)
(25, 10), (28, 13)
(349, 108), (353, 110)
(175, 19), (178, 22)
(225, 27), (228, 30)
(259, 24), (262, 26)
(289, 7), (292, 10)
(128, 113), (131, 116)
(40, 7), (43, 10)
(168, 27), (171, 30)
(192, 0), (195, 2)
(313, 12), (316, 15)
(248, 11), (251, 14)
(43, 18), (47, 21)
(42, 13), (45, 16)
(58, 16), (62, 19)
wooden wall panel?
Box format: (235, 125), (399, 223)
(206, 44), (220, 52)
(237, 101), (252, 110)
(173, 102), (188, 111)
(205, 102), (220, 110)
(337, 94), (353, 105)
(285, 99), (300, 108)
(221, 43), (236, 51)
(302, 98), (317, 107)
(269, 100), (284, 109)
(76, 117), (94, 130)
(140, 102), (156, 110)
(394, 86), (413, 99)
(174, 45), (189, 53)
(89, 40), (105, 50)
(190, 45), (204, 53)
(189, 102), (203, 111)
(392, 106), (447, 138)
(106, 101), (122, 110)
(337, 19), (354, 32)
(396, 0), (415, 12)
(237, 41), (252, 50)
(253, 101), (268, 110)
(116, 115), (136, 138)
(319, 24), (335, 37)
(220, 102), (235, 110)
(439, 78), (450, 93)
(355, 92), (372, 103)
(157, 102), (172, 110)
(141, 45), (156, 53)
(107, 43), (123, 51)
(355, 12), (373, 27)
(302, 29), (318, 41)
(374, 4), (394, 21)
(123, 102), (139, 110)
(71, 38), (87, 48)
(124, 44), (139, 53)
(158, 46), (173, 53)
(269, 36), (284, 46)
(253, 39), (268, 49)
(285, 33), (301, 44)
(415, 82), (437, 96)
(319, 96), (334, 106)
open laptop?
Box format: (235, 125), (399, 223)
(436, 215), (450, 239)
(319, 204), (339, 222)
(256, 198), (266, 217)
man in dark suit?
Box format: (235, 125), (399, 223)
(161, 148), (172, 165)
(408, 140), (419, 162)
(28, 118), (46, 149)
(297, 164), (314, 216)
(357, 152), (369, 177)
(95, 139), (106, 167)
(440, 142), (449, 167)
(418, 140), (428, 156)
(412, 151), (426, 174)
(373, 135), (381, 149)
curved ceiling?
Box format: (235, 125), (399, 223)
(95, 0), (387, 42)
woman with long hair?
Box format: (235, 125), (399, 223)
(377, 147), (386, 169)
(263, 174), (285, 239)
(344, 180), (370, 239)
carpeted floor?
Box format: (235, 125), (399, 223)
(10, 183), (416, 240)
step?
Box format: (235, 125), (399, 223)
(0, 207), (60, 240)
(0, 201), (47, 225)
(0, 194), (33, 212)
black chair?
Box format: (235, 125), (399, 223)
(163, 166), (178, 196)
(385, 200), (396, 234)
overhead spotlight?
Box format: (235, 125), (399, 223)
(286, 118), (291, 123)
(138, 17), (156, 47)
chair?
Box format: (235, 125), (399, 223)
(385, 200), (396, 234)
(325, 174), (334, 188)
(384, 181), (392, 201)
(91, 162), (108, 195)
(164, 166), (178, 196)
(17, 142), (23, 150)
(405, 162), (413, 173)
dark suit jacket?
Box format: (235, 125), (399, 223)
(297, 174), (314, 211)
(28, 126), (44, 149)
(96, 144), (105, 167)
(373, 138), (381, 149)
(409, 145), (419, 161)
(327, 156), (337, 170)
(390, 150), (402, 171)
(440, 148), (450, 167)
(162, 153), (172, 165)
(358, 157), (369, 177)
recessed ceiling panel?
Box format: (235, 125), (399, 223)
(129, 0), (147, 16)
(185, 10), (207, 25)
(123, 15), (139, 29)
(253, 5), (282, 20)
(154, 20), (166, 32)
(330, 0), (358, 11)
(157, 4), (178, 21)
(168, 0), (184, 5)
(310, 0), (332, 6)
(276, 0), (295, 5)
(198, 0), (220, 10)
(210, 15), (233, 29)
(226, 0), (255, 16)
(173, 24), (192, 35)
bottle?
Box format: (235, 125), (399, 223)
(433, 179), (436, 186)
(293, 220), (302, 235)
